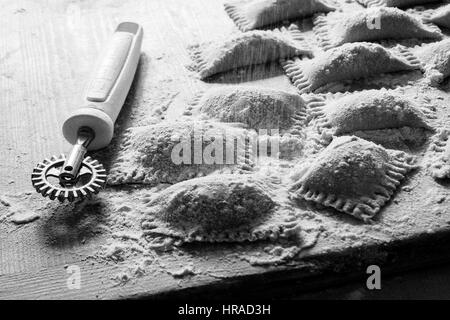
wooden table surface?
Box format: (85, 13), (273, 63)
(0, 0), (305, 299)
(1, 0), (450, 300)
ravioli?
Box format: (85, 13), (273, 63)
(289, 136), (417, 221)
(107, 122), (254, 186)
(357, 0), (441, 8)
(423, 4), (450, 29)
(427, 129), (450, 179)
(224, 0), (338, 32)
(314, 7), (442, 50)
(192, 86), (306, 134)
(415, 39), (450, 85)
(307, 90), (435, 140)
(189, 25), (312, 79)
(347, 127), (432, 150)
(282, 42), (422, 93)
(141, 174), (301, 244)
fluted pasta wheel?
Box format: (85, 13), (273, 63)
(31, 154), (106, 202)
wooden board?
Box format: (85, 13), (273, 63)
(1, 0), (450, 299)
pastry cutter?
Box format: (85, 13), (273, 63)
(31, 22), (143, 202)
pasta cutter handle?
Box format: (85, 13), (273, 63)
(62, 22), (143, 151)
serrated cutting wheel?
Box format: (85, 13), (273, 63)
(30, 22), (143, 203)
(31, 154), (107, 202)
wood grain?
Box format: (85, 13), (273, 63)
(1, 0), (450, 300)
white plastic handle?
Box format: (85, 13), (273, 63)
(62, 22), (143, 150)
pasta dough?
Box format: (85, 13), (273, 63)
(107, 122), (255, 186)
(141, 174), (301, 244)
(224, 0), (338, 31)
(307, 90), (435, 138)
(282, 42), (422, 93)
(289, 136), (417, 221)
(415, 39), (450, 86)
(189, 25), (312, 79)
(192, 86), (307, 134)
(423, 4), (450, 29)
(314, 7), (442, 50)
(427, 129), (450, 179)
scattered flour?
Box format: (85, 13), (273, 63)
(0, 195), (39, 224)
(2, 0), (450, 295)
(167, 264), (196, 278)
(10, 209), (40, 224)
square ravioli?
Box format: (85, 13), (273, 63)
(189, 85), (307, 134)
(314, 7), (442, 50)
(107, 121), (255, 186)
(224, 0), (338, 31)
(282, 42), (422, 93)
(141, 174), (301, 245)
(289, 136), (417, 221)
(306, 89), (436, 140)
(189, 24), (312, 79)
